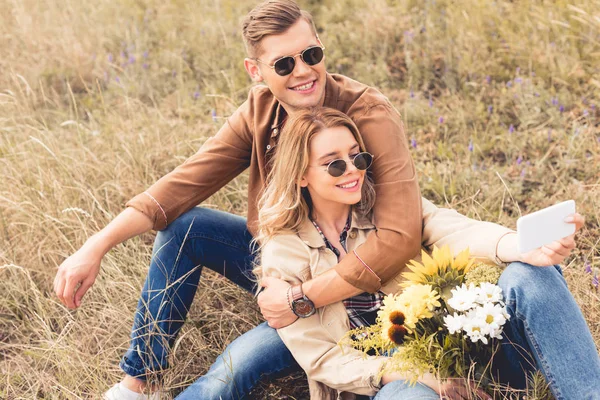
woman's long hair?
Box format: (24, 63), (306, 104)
(255, 107), (376, 248)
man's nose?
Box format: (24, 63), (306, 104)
(292, 55), (312, 76)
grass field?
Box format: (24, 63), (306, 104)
(1, 0), (599, 398)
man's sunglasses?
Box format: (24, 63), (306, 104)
(313, 152), (374, 178)
(255, 45), (325, 76)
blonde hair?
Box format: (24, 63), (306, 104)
(255, 107), (376, 248)
(241, 0), (318, 58)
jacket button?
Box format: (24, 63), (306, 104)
(349, 231), (357, 239)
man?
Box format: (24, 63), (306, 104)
(54, 1), (597, 399)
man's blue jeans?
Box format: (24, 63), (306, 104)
(120, 207), (600, 400)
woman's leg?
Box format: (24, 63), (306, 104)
(119, 207), (260, 379)
(494, 262), (600, 400)
(373, 380), (439, 400)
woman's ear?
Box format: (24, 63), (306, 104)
(300, 175), (308, 188)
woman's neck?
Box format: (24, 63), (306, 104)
(311, 203), (351, 234)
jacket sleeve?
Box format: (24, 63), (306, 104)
(421, 197), (514, 264)
(335, 103), (422, 293)
(125, 92), (255, 231)
(260, 235), (386, 396)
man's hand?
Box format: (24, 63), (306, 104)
(521, 213), (585, 267)
(53, 240), (104, 309)
(257, 276), (297, 329)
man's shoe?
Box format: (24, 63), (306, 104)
(103, 383), (162, 400)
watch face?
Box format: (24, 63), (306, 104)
(293, 299), (315, 317)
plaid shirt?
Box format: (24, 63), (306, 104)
(310, 214), (384, 329)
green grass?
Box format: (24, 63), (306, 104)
(1, 0), (599, 398)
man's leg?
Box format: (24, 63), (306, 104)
(494, 262), (600, 400)
(119, 207), (282, 383)
(175, 322), (296, 400)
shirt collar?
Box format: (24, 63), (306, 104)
(297, 208), (375, 249)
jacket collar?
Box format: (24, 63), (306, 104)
(296, 208), (375, 249)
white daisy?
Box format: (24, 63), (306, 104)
(444, 313), (466, 334)
(476, 282), (504, 305)
(447, 283), (478, 312)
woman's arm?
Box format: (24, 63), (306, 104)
(260, 235), (386, 395)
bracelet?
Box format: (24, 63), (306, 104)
(353, 250), (381, 282)
(495, 231), (516, 264)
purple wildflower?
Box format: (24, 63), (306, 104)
(438, 116), (444, 124)
(534, 92), (540, 97)
(143, 63), (149, 69)
(429, 98), (433, 107)
(172, 70), (177, 77)
(115, 76), (120, 83)
(516, 155), (523, 165)
(488, 105), (493, 114)
(551, 97), (559, 106)
(520, 169), (526, 178)
(486, 75), (491, 84)
(592, 104), (596, 110)
(593, 274), (599, 288)
(588, 263), (595, 274)
(211, 109), (217, 122)
(143, 50), (149, 59)
(506, 80), (513, 88)
(108, 53), (114, 63)
(584, 109), (589, 116)
(410, 90), (415, 98)
(193, 91), (200, 100)
(468, 139), (474, 152)
(509, 124), (515, 134)
(128, 55), (135, 64)
(515, 77), (523, 84)
(411, 138), (417, 149)
(559, 105), (564, 113)
(120, 50), (126, 59)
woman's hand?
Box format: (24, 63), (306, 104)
(421, 374), (491, 400)
(521, 213), (585, 266)
(497, 213), (585, 266)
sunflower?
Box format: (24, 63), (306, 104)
(401, 245), (474, 300)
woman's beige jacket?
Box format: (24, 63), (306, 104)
(259, 197), (513, 400)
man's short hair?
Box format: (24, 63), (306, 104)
(242, 0), (317, 58)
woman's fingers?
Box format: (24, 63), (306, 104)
(564, 213), (585, 231)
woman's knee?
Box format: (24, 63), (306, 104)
(375, 380), (438, 400)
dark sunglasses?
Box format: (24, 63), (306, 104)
(316, 152), (374, 178)
(256, 45), (325, 76)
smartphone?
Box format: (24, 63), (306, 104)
(517, 200), (576, 253)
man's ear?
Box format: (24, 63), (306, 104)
(244, 58), (263, 82)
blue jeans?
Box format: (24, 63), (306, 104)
(121, 207), (600, 399)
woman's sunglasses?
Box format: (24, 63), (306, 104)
(316, 152), (374, 178)
(255, 45), (325, 76)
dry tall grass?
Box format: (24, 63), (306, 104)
(1, 0), (599, 398)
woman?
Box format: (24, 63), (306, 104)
(254, 107), (599, 399)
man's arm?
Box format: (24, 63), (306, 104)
(54, 207), (153, 309)
(55, 91), (257, 309)
(259, 103), (422, 327)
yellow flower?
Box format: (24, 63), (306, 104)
(401, 245), (474, 291)
(397, 284), (441, 320)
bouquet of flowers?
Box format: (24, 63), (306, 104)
(342, 245), (509, 386)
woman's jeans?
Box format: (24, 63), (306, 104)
(120, 207), (600, 400)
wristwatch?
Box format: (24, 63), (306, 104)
(290, 284), (316, 318)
